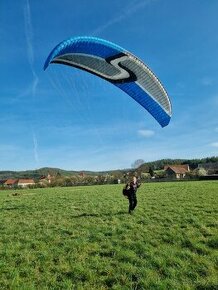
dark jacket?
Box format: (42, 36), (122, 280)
(129, 180), (140, 195)
(123, 180), (140, 197)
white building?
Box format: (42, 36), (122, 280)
(17, 179), (35, 188)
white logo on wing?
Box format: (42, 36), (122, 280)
(53, 54), (131, 81)
(108, 55), (130, 80)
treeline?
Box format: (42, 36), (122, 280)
(42, 175), (123, 187)
(0, 168), (81, 180)
(138, 156), (218, 171)
(0, 156), (217, 180)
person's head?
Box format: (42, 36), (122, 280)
(133, 176), (137, 183)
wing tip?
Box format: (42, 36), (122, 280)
(160, 115), (171, 127)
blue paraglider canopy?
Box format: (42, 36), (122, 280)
(44, 36), (172, 127)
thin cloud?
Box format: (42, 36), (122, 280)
(32, 133), (39, 166)
(24, 0), (39, 167)
(24, 0), (34, 70)
(91, 0), (156, 36)
(138, 129), (154, 137)
(210, 142), (218, 148)
(24, 0), (39, 95)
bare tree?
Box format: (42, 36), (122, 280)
(131, 159), (145, 169)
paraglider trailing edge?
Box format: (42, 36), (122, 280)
(44, 36), (172, 128)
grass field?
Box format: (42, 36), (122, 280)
(0, 181), (218, 289)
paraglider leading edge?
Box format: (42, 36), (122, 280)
(44, 36), (172, 127)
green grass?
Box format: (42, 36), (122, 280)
(0, 181), (218, 289)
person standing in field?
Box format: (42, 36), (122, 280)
(124, 176), (141, 214)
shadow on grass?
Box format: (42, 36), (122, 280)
(71, 211), (128, 218)
(0, 205), (28, 211)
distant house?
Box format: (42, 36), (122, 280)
(164, 165), (190, 179)
(39, 176), (46, 185)
(4, 179), (18, 187)
(17, 179), (35, 188)
(39, 174), (52, 185)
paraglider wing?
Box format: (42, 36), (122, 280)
(44, 36), (172, 127)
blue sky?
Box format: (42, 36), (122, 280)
(0, 0), (218, 171)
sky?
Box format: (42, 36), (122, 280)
(0, 0), (218, 171)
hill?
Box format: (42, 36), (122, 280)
(0, 156), (217, 180)
(0, 167), (128, 180)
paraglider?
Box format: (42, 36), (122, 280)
(44, 36), (172, 127)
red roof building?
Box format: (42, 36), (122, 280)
(4, 179), (18, 187)
(164, 165), (190, 179)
